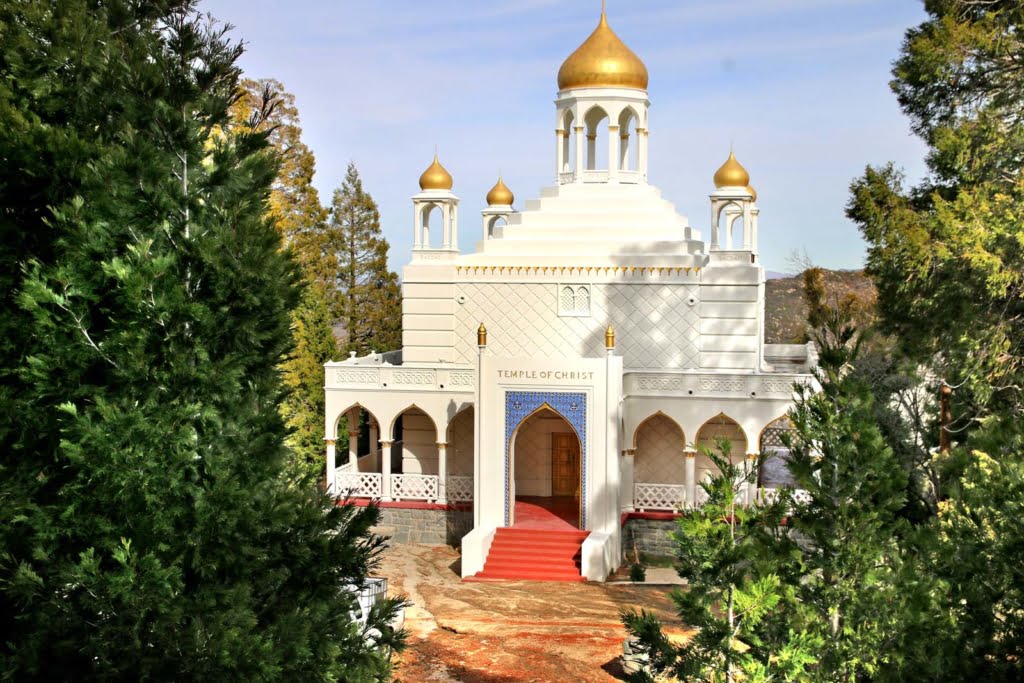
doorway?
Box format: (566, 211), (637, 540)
(511, 407), (583, 529)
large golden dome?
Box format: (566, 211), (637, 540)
(486, 176), (514, 206)
(557, 10), (648, 91)
(419, 154), (453, 191)
(713, 150), (750, 188)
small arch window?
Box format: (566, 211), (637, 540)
(558, 284), (591, 317)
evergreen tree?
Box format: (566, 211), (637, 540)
(0, 1), (403, 678)
(282, 283), (341, 478)
(228, 79), (342, 475)
(329, 163), (402, 355)
(848, 2), (1024, 675)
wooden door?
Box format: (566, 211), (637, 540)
(551, 433), (580, 497)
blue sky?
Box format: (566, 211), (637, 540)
(203, 0), (930, 275)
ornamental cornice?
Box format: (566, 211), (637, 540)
(454, 264), (702, 277)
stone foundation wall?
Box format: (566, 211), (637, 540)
(375, 507), (473, 546)
(621, 517), (679, 559)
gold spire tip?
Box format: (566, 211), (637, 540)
(477, 323), (488, 346)
(605, 324), (616, 349)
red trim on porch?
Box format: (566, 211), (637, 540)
(337, 498), (472, 512)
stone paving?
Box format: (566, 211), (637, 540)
(380, 543), (691, 682)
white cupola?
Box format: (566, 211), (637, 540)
(412, 154), (459, 260)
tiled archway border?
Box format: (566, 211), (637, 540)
(504, 391), (587, 527)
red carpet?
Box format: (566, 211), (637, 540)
(467, 498), (589, 582)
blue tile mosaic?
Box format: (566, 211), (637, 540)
(504, 391), (587, 527)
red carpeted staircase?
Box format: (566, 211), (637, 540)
(468, 527), (590, 582)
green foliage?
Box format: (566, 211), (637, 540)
(330, 163), (402, 356)
(228, 78), (343, 475)
(629, 562), (647, 582)
(0, 1), (404, 678)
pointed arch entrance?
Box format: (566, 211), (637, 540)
(504, 391), (587, 529)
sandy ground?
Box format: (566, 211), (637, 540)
(380, 544), (691, 682)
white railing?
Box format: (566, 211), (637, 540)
(631, 483), (813, 511)
(447, 475), (473, 502)
(336, 471), (382, 498)
(391, 473), (439, 502)
(634, 483), (688, 512)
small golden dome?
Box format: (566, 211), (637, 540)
(557, 10), (648, 91)
(747, 185), (757, 202)
(486, 176), (514, 206)
(419, 154), (453, 191)
(713, 149), (750, 188)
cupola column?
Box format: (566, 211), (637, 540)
(574, 126), (585, 181)
(555, 129), (565, 178)
(638, 128), (649, 180)
(608, 124), (620, 181)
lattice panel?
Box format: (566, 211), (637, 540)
(453, 283), (699, 368)
(633, 414), (686, 484)
(336, 471), (381, 498)
(391, 474), (439, 501)
(446, 408), (475, 476)
(634, 483), (687, 511)
(447, 475), (473, 502)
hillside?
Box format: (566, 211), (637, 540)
(764, 269), (877, 344)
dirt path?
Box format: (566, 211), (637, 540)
(380, 544), (690, 682)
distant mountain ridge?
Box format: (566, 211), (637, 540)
(764, 269), (876, 344)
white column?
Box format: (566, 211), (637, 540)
(710, 202), (720, 251)
(413, 203), (422, 248)
(474, 344), (484, 526)
(437, 442), (448, 504)
(369, 420), (379, 459)
(441, 204), (451, 249)
(380, 440), (393, 501)
(586, 132), (597, 170)
(574, 126), (584, 181)
(751, 208), (760, 254)
(622, 449), (636, 512)
(685, 449), (697, 508)
(348, 430), (359, 467)
(451, 204), (458, 250)
(325, 438), (337, 495)
(746, 454), (758, 506)
(608, 125), (620, 182)
(638, 129), (649, 180)
(555, 129), (564, 179)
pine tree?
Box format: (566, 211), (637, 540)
(0, 1), (403, 678)
(329, 163), (402, 355)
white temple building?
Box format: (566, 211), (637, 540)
(324, 8), (814, 582)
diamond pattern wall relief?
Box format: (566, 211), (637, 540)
(454, 283), (699, 367)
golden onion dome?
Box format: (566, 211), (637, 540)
(713, 149), (750, 188)
(419, 154), (453, 191)
(485, 176), (514, 206)
(747, 185), (757, 202)
(557, 10), (648, 91)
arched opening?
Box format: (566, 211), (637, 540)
(695, 413), (748, 487)
(446, 406), (475, 503)
(333, 403), (384, 498)
(390, 406), (439, 476)
(716, 202), (745, 250)
(618, 107), (639, 172)
(421, 203), (443, 249)
(561, 109), (576, 174)
(632, 412), (687, 511)
(486, 215), (507, 239)
(759, 415), (797, 488)
(584, 105), (609, 171)
(509, 406), (582, 529)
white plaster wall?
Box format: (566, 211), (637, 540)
(513, 411), (574, 497)
(446, 407), (474, 476)
(633, 413), (686, 484)
(452, 282), (699, 368)
(399, 410), (439, 475)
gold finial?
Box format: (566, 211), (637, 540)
(605, 324), (615, 350)
(713, 148), (750, 188)
(477, 323), (488, 347)
(557, 5), (648, 91)
(419, 153), (454, 191)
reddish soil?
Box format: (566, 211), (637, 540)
(381, 544), (691, 682)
